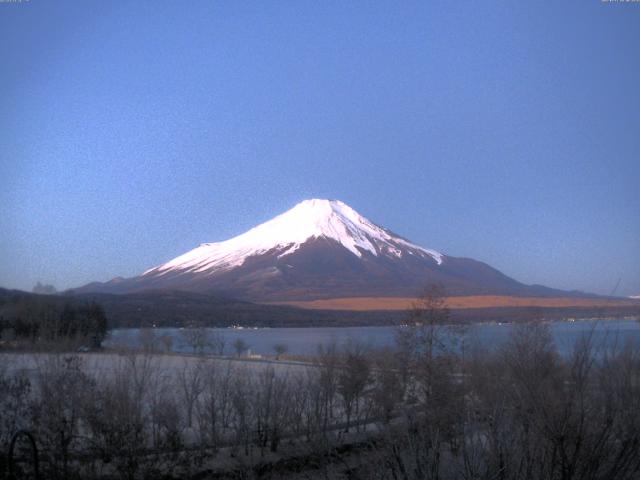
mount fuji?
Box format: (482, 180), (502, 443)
(75, 199), (577, 301)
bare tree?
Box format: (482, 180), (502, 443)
(138, 328), (158, 353)
(254, 366), (291, 454)
(83, 358), (149, 480)
(273, 343), (288, 360)
(396, 284), (465, 403)
(397, 284), (452, 360)
(233, 338), (249, 357)
(371, 348), (404, 424)
(0, 359), (33, 476)
(195, 360), (221, 450)
(229, 368), (254, 456)
(32, 355), (95, 477)
(313, 341), (339, 439)
(338, 339), (371, 432)
(177, 359), (205, 428)
(181, 327), (211, 355)
(158, 334), (173, 353)
(210, 331), (226, 356)
(286, 371), (311, 439)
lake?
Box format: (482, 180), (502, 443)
(104, 318), (640, 357)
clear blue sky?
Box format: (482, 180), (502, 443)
(1, 1), (639, 296)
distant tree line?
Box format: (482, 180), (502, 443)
(32, 281), (57, 295)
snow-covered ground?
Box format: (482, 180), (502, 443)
(0, 351), (311, 380)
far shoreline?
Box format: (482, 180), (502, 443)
(106, 312), (640, 330)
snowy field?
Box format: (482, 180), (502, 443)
(0, 351), (312, 382)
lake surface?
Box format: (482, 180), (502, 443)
(105, 318), (640, 357)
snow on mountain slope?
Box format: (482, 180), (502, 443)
(75, 198), (584, 301)
(143, 199), (443, 277)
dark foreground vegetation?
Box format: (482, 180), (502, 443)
(2, 290), (640, 479)
(0, 292), (108, 350)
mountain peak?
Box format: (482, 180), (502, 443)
(283, 198), (353, 224)
(143, 199), (443, 277)
(295, 198), (343, 208)
(287, 199), (361, 225)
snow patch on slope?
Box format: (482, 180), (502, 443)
(144, 199), (443, 276)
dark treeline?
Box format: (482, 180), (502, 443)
(69, 290), (640, 328)
(1, 289), (640, 479)
(0, 291), (108, 349)
(4, 287), (637, 330)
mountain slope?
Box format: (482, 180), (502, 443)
(74, 199), (588, 301)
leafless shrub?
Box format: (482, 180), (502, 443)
(0, 360), (32, 474)
(210, 331), (226, 356)
(195, 360), (229, 452)
(181, 327), (210, 355)
(30, 354), (95, 478)
(233, 338), (250, 357)
(137, 328), (158, 353)
(273, 343), (288, 360)
(177, 359), (205, 429)
(338, 339), (371, 432)
(254, 366), (291, 454)
(158, 334), (173, 353)
(230, 366), (255, 456)
(371, 348), (404, 424)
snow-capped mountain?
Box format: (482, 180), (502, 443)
(144, 199), (443, 277)
(75, 199), (572, 301)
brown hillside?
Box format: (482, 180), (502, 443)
(269, 295), (640, 311)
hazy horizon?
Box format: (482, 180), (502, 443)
(1, 1), (639, 296)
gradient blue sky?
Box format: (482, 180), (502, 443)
(1, 1), (639, 296)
